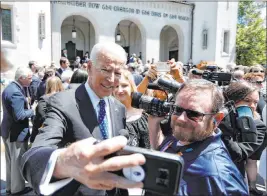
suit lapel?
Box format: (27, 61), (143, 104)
(75, 84), (100, 137)
(13, 82), (28, 108)
(108, 97), (120, 137)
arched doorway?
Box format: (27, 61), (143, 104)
(160, 26), (179, 61)
(115, 20), (143, 63)
(61, 15), (95, 62)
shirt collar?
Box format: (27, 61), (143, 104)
(60, 67), (66, 72)
(84, 81), (109, 109)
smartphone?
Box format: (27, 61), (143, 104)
(107, 145), (184, 195)
(156, 62), (170, 73)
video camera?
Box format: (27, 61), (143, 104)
(133, 78), (182, 117)
(202, 71), (232, 86)
(183, 63), (196, 75)
(131, 92), (172, 117)
(221, 101), (257, 143)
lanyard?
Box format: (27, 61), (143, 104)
(160, 139), (183, 156)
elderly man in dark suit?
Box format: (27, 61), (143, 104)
(21, 42), (146, 196)
(1, 67), (34, 195)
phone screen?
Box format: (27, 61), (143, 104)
(156, 62), (170, 72)
(236, 106), (253, 118)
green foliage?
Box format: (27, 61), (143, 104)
(236, 1), (266, 66)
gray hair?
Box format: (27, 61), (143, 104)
(15, 67), (32, 81)
(61, 69), (73, 83)
(90, 42), (127, 66)
(226, 63), (236, 72)
(233, 70), (244, 80)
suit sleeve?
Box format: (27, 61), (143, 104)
(31, 97), (47, 143)
(21, 97), (73, 194)
(10, 91), (34, 121)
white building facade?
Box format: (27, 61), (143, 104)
(1, 1), (238, 70)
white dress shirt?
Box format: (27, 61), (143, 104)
(39, 82), (113, 195)
(84, 81), (112, 139)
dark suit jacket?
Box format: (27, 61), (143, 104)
(36, 80), (46, 101)
(29, 75), (41, 105)
(31, 94), (50, 143)
(219, 118), (266, 177)
(21, 84), (126, 195)
(1, 81), (34, 142)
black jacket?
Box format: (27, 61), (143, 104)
(219, 118), (266, 176)
(31, 95), (50, 143)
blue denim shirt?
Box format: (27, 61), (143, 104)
(160, 129), (249, 196)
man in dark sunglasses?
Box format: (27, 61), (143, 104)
(147, 79), (249, 196)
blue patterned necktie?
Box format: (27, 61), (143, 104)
(98, 99), (108, 139)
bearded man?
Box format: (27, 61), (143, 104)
(147, 79), (249, 195)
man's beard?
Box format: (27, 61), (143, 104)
(172, 119), (214, 143)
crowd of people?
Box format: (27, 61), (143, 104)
(0, 43), (266, 196)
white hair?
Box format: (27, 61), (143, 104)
(61, 69), (73, 83)
(233, 70), (245, 80)
(226, 63), (236, 72)
(15, 67), (32, 81)
(176, 61), (184, 67)
(90, 42), (127, 66)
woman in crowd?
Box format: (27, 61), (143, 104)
(221, 81), (267, 196)
(68, 69), (88, 89)
(113, 69), (150, 148)
(244, 72), (266, 120)
(31, 76), (64, 143)
(36, 68), (55, 100)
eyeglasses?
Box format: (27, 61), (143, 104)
(171, 105), (215, 122)
(251, 81), (264, 85)
(250, 70), (264, 73)
(95, 67), (122, 80)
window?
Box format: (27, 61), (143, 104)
(223, 31), (230, 54)
(202, 29), (208, 50)
(1, 8), (12, 41)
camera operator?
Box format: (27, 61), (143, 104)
(221, 81), (267, 196)
(147, 79), (248, 195)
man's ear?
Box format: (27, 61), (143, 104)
(214, 112), (225, 126)
(87, 60), (92, 72)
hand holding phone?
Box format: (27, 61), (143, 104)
(106, 145), (184, 195)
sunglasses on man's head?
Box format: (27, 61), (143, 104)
(171, 105), (215, 122)
(251, 70), (264, 73)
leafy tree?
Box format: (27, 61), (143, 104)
(236, 1), (266, 66)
